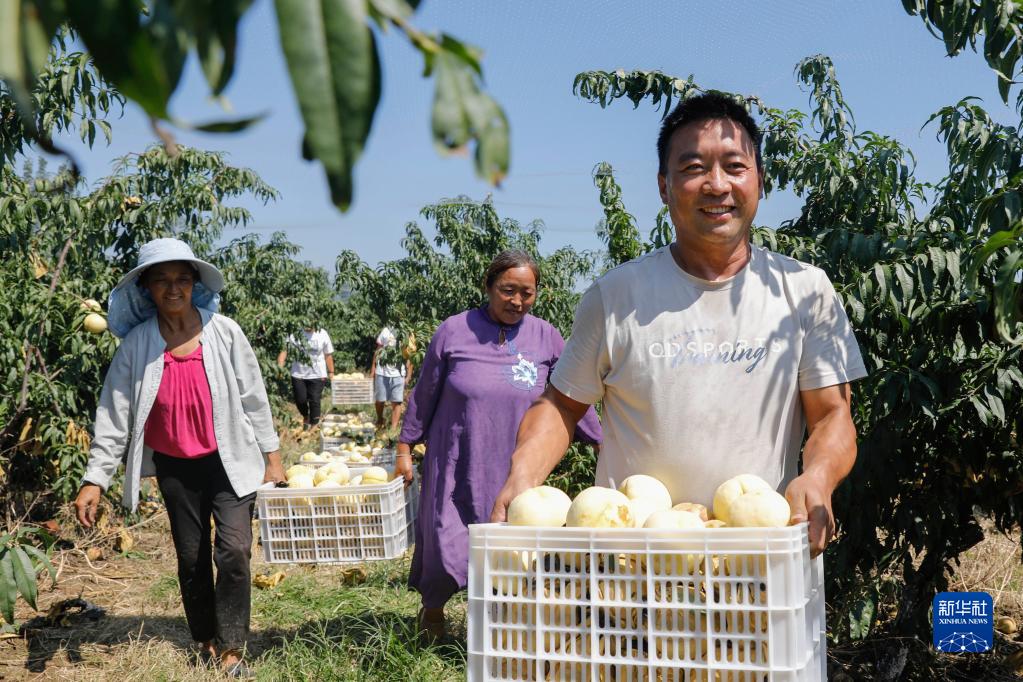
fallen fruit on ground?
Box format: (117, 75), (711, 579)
(253, 572), (286, 589)
(114, 529), (133, 553)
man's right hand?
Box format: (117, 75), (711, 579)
(75, 484), (102, 527)
(490, 471), (536, 522)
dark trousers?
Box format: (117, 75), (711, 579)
(291, 376), (325, 426)
(154, 453), (256, 652)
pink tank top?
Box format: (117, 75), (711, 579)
(144, 344), (219, 459)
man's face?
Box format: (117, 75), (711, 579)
(657, 117), (762, 247)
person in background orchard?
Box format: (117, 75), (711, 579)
(277, 325), (335, 429)
(371, 325), (412, 433)
(74, 238), (284, 678)
(393, 249), (603, 642)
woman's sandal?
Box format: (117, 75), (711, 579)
(223, 659), (253, 679)
(195, 643), (216, 668)
(416, 607), (446, 645)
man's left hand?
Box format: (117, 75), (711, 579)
(783, 471), (835, 558)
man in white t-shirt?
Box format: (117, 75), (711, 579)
(277, 327), (335, 428)
(491, 93), (867, 557)
(372, 326), (412, 431)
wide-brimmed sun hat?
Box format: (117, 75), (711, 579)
(107, 238), (225, 338)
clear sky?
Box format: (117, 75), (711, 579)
(47, 0), (1014, 274)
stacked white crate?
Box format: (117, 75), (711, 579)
(300, 449), (398, 473)
(467, 523), (825, 682)
(257, 476), (418, 564)
(331, 377), (374, 405)
(320, 414), (376, 450)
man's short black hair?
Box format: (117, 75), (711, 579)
(656, 92), (763, 176)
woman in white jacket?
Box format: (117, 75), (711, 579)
(74, 238), (284, 677)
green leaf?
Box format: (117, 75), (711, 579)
(846, 293), (866, 324)
(275, 0), (382, 211)
(848, 594), (876, 640)
(438, 33), (482, 75)
(9, 546), (37, 610)
(178, 0), (254, 94)
(968, 229), (1020, 284)
(181, 112), (268, 133)
(367, 0), (416, 26)
(66, 0), (186, 119)
(21, 545), (55, 585)
(0, 0), (49, 129)
(873, 262), (890, 302)
(969, 394), (992, 425)
(0, 552), (16, 624)
(429, 50), (510, 184)
(474, 97), (509, 186)
(894, 262), (914, 302)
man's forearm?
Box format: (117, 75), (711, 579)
(801, 409), (856, 490)
(507, 395), (578, 487)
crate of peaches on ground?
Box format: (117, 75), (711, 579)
(256, 459), (417, 564)
(320, 412), (378, 449)
(467, 474), (826, 682)
(300, 443), (397, 472)
(330, 372), (374, 406)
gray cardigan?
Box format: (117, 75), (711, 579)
(84, 309), (280, 510)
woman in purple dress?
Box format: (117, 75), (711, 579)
(393, 250), (602, 641)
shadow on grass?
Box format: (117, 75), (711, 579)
(255, 607), (467, 668)
(17, 601), (465, 677)
(18, 611), (298, 675)
(20, 613), (196, 674)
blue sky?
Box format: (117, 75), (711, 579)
(48, 0), (1013, 273)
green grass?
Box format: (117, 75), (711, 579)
(146, 573), (180, 604)
(247, 557), (466, 681)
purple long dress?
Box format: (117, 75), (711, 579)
(399, 306), (603, 607)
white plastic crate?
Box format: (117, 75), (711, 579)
(320, 434), (354, 451)
(331, 378), (374, 405)
(320, 432), (378, 450)
(257, 475), (417, 564)
(467, 523), (825, 682)
(303, 448), (397, 472)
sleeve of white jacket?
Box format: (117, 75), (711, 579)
(84, 344), (134, 491)
(228, 319), (281, 453)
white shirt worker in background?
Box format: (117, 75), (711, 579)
(372, 326), (412, 432)
(277, 327), (335, 429)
